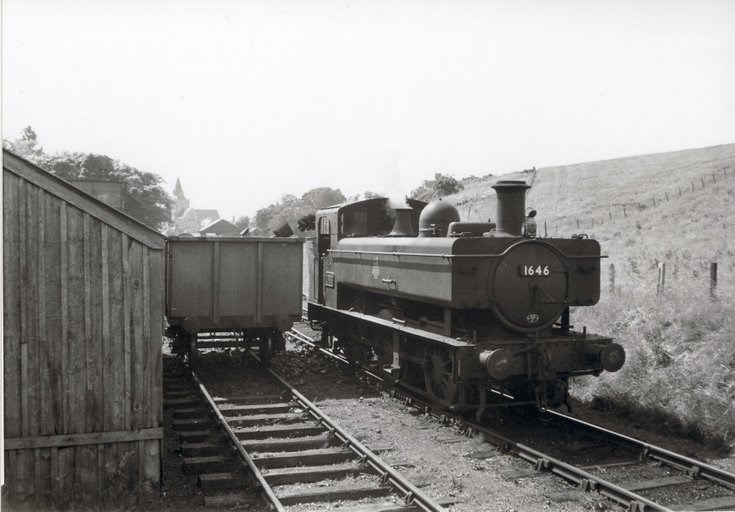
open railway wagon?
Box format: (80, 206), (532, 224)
(165, 236), (303, 366)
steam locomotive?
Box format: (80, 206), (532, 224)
(307, 180), (624, 416)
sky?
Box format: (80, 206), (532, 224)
(3, 0), (735, 221)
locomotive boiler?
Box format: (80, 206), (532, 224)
(307, 180), (624, 416)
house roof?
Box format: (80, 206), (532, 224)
(199, 218), (240, 235)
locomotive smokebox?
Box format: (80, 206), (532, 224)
(387, 207), (417, 237)
(492, 180), (531, 237)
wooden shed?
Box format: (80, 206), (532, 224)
(2, 150), (165, 509)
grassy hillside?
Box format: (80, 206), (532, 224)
(444, 143), (735, 447)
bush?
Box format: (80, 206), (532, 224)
(573, 284), (735, 447)
(410, 173), (464, 201)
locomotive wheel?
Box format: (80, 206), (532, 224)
(423, 345), (459, 405)
(342, 339), (371, 363)
(320, 329), (334, 350)
(375, 332), (393, 366)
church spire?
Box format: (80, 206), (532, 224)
(173, 177), (186, 199)
(172, 178), (190, 219)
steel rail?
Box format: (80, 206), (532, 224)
(287, 327), (735, 512)
(547, 410), (735, 490)
(479, 428), (671, 512)
(258, 351), (447, 512)
(189, 369), (286, 512)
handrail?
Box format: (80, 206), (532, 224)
(328, 238), (603, 260)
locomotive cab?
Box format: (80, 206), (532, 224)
(311, 198), (426, 309)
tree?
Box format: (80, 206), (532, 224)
(301, 187), (345, 211)
(297, 213), (316, 232)
(255, 206), (276, 231)
(410, 173), (464, 201)
(3, 126), (43, 158)
(234, 216), (250, 231)
(434, 173), (464, 196)
(253, 187), (345, 236)
(3, 128), (172, 230)
(37, 152), (172, 230)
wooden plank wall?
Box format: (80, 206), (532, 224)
(3, 169), (164, 509)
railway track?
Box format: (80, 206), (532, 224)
(163, 354), (448, 511)
(286, 327), (735, 512)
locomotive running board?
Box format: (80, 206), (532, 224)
(310, 303), (476, 349)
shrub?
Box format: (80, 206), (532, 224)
(573, 284), (735, 447)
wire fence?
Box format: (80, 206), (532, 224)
(606, 260), (722, 299)
(549, 165), (732, 235)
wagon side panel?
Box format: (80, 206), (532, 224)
(217, 241), (258, 319)
(261, 240), (304, 328)
(167, 240), (214, 320)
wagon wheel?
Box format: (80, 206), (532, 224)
(259, 334), (274, 368)
(188, 334), (198, 368)
(423, 345), (459, 405)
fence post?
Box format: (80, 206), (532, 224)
(701, 177), (705, 188)
(710, 262), (718, 299)
(665, 192), (669, 201)
(576, 219), (580, 229)
(623, 205), (627, 217)
(657, 262), (666, 295)
(609, 211), (612, 221)
(712, 173), (716, 183)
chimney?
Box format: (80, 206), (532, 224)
(491, 180), (530, 237)
(387, 207), (416, 237)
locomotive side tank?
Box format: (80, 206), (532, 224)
(308, 181), (624, 414)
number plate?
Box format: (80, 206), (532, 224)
(519, 265), (550, 277)
(324, 271), (335, 288)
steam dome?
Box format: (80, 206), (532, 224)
(418, 199), (460, 237)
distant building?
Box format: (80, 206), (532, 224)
(167, 178), (222, 235)
(172, 177), (190, 217)
(68, 179), (146, 221)
(199, 218), (241, 236)
(244, 227), (268, 237)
